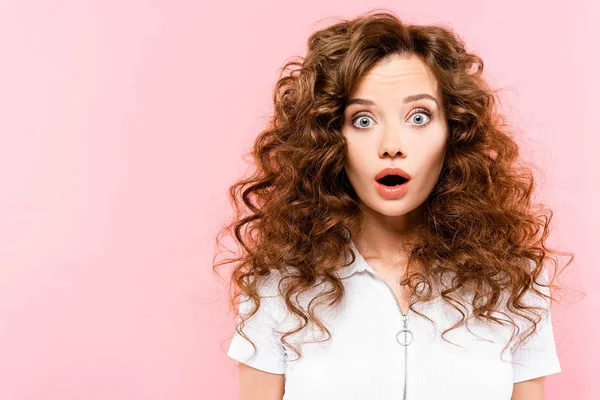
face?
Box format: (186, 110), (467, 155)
(342, 53), (448, 228)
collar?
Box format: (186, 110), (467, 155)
(336, 240), (376, 279)
(337, 240), (443, 290)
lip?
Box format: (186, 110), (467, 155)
(374, 167), (411, 181)
(375, 179), (409, 199)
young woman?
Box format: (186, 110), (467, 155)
(215, 10), (572, 400)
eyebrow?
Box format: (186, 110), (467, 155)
(346, 93), (439, 108)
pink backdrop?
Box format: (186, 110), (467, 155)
(0, 1), (597, 399)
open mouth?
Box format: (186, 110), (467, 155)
(377, 175), (409, 187)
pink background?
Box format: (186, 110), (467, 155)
(0, 1), (597, 399)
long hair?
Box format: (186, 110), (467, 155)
(214, 9), (574, 363)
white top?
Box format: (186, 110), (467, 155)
(227, 241), (562, 399)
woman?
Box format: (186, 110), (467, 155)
(215, 10), (572, 400)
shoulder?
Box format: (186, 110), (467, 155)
(239, 268), (289, 318)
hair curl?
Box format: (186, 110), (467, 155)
(214, 9), (575, 365)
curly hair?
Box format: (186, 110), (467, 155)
(214, 9), (575, 364)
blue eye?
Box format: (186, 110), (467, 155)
(352, 114), (375, 129)
(349, 108), (434, 131)
(408, 110), (432, 129)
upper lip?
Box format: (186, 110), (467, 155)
(375, 167), (411, 181)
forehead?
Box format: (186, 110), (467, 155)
(349, 54), (439, 99)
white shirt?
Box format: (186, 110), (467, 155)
(227, 241), (562, 399)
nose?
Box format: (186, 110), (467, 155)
(379, 122), (406, 159)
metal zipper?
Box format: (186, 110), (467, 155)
(368, 271), (415, 400)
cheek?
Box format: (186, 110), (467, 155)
(413, 142), (446, 180)
(344, 140), (364, 170)
(429, 146), (446, 168)
(343, 144), (370, 188)
(419, 132), (446, 161)
(423, 148), (446, 183)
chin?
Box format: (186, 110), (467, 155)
(370, 200), (418, 217)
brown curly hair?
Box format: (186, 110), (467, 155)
(214, 9), (575, 364)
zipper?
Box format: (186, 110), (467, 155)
(369, 271), (414, 319)
(368, 271), (415, 400)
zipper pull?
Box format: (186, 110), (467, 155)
(402, 314), (408, 328)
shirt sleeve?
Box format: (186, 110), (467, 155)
(511, 265), (562, 383)
(226, 274), (287, 374)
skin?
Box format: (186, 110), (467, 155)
(341, 53), (448, 284)
(511, 376), (546, 400)
(238, 364), (284, 400)
(237, 52), (545, 400)
(341, 52), (546, 399)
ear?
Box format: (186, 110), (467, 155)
(465, 62), (479, 75)
(484, 148), (498, 160)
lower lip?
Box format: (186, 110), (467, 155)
(375, 179), (410, 199)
